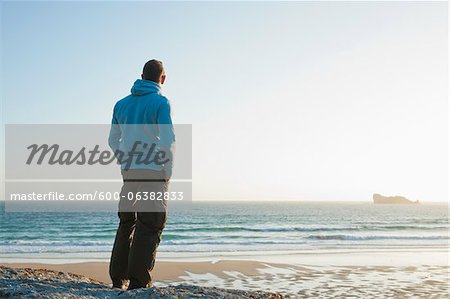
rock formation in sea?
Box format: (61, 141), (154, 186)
(373, 193), (419, 204)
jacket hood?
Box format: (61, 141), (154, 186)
(130, 79), (161, 96)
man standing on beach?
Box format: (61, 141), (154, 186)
(108, 59), (175, 290)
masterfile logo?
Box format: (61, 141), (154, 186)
(4, 124), (192, 212)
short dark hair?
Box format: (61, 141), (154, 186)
(142, 59), (164, 83)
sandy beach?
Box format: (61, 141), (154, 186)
(2, 248), (449, 298)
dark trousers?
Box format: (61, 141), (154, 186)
(109, 169), (168, 289)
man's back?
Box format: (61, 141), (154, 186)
(113, 79), (172, 125)
(109, 79), (175, 174)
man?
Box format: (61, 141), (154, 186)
(108, 59), (175, 290)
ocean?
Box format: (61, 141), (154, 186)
(0, 201), (448, 260)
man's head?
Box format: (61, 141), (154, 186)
(142, 59), (166, 85)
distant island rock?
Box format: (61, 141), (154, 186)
(373, 193), (419, 204)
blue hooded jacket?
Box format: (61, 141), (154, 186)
(108, 79), (175, 175)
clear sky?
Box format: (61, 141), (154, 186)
(1, 1), (448, 201)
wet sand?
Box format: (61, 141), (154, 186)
(2, 259), (449, 298)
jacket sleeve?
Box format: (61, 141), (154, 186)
(108, 104), (122, 155)
(157, 98), (175, 178)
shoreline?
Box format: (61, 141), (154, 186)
(1, 246), (448, 266)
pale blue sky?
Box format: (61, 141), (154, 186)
(1, 1), (448, 201)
